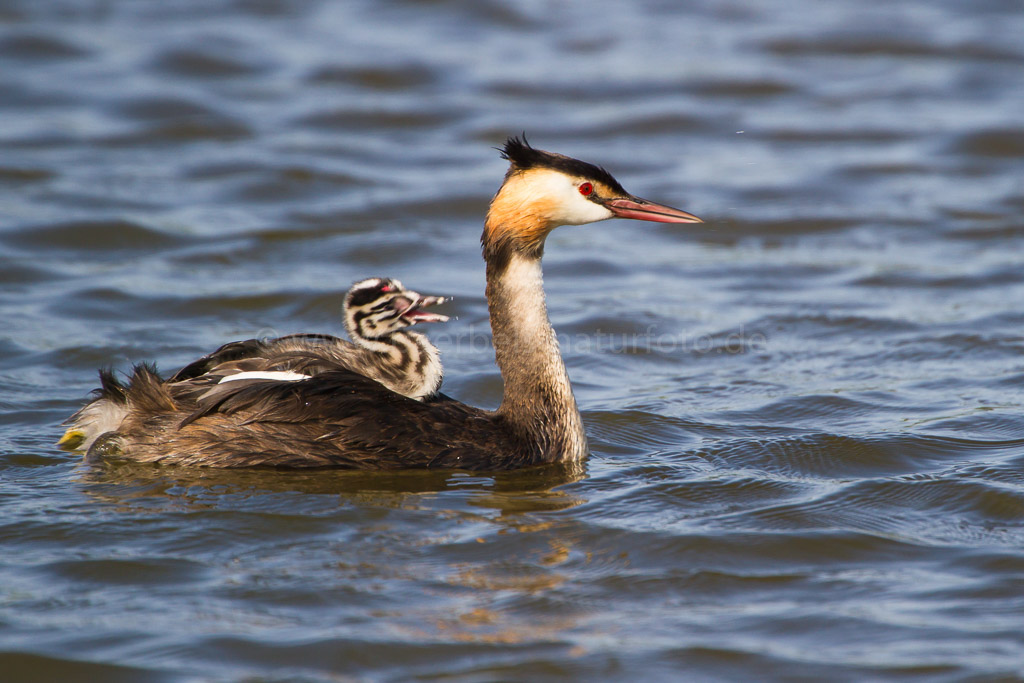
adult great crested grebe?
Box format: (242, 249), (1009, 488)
(63, 137), (702, 469)
(59, 277), (448, 453)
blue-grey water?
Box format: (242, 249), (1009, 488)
(3, 1), (1024, 680)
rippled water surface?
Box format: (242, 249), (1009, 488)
(3, 1), (1024, 680)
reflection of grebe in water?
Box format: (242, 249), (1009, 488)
(61, 137), (702, 469)
(60, 277), (448, 452)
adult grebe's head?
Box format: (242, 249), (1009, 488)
(344, 277), (448, 341)
(483, 136), (702, 266)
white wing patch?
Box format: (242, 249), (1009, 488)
(218, 370), (310, 384)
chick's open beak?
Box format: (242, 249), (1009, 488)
(396, 293), (450, 325)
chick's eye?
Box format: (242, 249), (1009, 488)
(578, 182), (594, 196)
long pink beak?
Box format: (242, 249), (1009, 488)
(605, 196), (702, 224)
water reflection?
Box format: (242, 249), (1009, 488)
(72, 457), (592, 648)
(74, 458), (586, 513)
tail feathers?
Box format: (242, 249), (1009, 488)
(58, 363), (167, 453)
(96, 367), (129, 404)
(125, 362), (176, 414)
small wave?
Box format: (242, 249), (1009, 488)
(1, 219), (189, 252)
(734, 475), (1024, 549)
(587, 410), (702, 453)
(296, 108), (454, 132)
(0, 33), (91, 61)
(0, 652), (165, 683)
(762, 35), (1024, 64)
(304, 62), (438, 89)
(949, 128), (1024, 159)
(0, 166), (54, 183)
(40, 556), (208, 586)
(151, 44), (272, 79)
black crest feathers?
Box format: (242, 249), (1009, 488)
(498, 135), (627, 195)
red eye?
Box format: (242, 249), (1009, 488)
(380, 285), (392, 292)
(578, 182), (594, 196)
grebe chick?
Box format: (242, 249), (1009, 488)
(58, 277), (448, 453)
(169, 277), (448, 400)
(62, 137), (702, 469)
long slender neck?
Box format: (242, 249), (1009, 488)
(484, 236), (587, 462)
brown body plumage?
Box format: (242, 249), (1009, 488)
(63, 137), (702, 470)
(60, 278), (447, 454)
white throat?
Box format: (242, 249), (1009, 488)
(502, 254), (549, 340)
